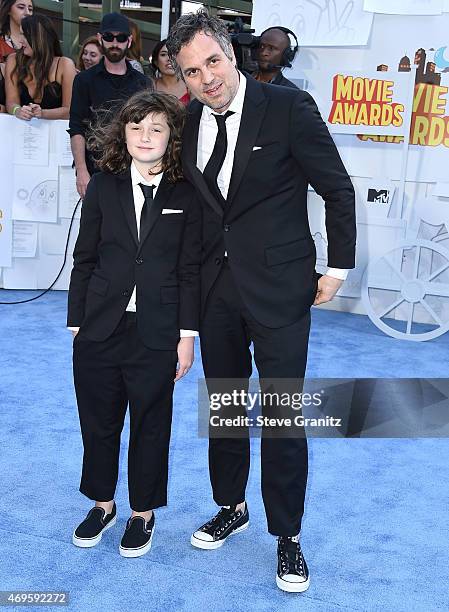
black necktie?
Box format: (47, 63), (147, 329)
(203, 110), (234, 205)
(138, 183), (155, 240)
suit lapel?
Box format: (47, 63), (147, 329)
(117, 170), (138, 246)
(183, 100), (224, 218)
(136, 173), (174, 255)
(227, 77), (268, 206)
(182, 80), (268, 214)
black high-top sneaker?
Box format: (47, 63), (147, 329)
(191, 504), (249, 549)
(276, 535), (310, 592)
(72, 502), (117, 548)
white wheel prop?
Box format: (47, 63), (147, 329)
(362, 240), (449, 341)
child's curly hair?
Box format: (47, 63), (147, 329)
(88, 90), (186, 182)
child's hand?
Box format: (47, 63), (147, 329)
(174, 337), (194, 382)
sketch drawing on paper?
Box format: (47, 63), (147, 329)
(253, 0), (373, 47)
(16, 180), (58, 221)
(264, 2), (281, 28)
(290, 0), (359, 45)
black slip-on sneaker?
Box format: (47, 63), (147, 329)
(72, 503), (117, 548)
(191, 504), (249, 550)
(119, 513), (155, 558)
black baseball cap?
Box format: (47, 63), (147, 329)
(99, 12), (130, 35)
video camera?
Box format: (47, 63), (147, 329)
(228, 18), (260, 73)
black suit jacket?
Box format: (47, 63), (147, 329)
(67, 170), (201, 350)
(272, 71), (298, 89)
(182, 76), (356, 329)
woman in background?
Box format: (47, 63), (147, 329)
(0, 62), (6, 111)
(0, 0), (33, 62)
(0, 0), (32, 110)
(76, 35), (102, 72)
(127, 19), (144, 73)
(151, 39), (190, 106)
(5, 13), (76, 120)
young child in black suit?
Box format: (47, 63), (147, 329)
(68, 91), (201, 557)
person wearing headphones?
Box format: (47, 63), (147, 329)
(253, 26), (299, 89)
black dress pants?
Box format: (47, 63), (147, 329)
(73, 313), (177, 512)
(200, 262), (311, 536)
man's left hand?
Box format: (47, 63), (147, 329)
(314, 274), (343, 305)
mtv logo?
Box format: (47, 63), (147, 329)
(367, 189), (390, 204)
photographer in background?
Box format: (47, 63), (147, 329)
(252, 26), (299, 89)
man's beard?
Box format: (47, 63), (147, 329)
(258, 60), (278, 73)
(101, 43), (127, 63)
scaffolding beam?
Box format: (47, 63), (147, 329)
(102, 0), (121, 17)
(62, 1), (79, 59)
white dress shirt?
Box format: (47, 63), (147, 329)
(126, 161), (164, 313)
(196, 71), (348, 281)
(68, 161), (198, 337)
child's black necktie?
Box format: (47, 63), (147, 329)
(138, 183), (155, 241)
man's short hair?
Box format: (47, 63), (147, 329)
(260, 27), (291, 50)
(166, 9), (233, 79)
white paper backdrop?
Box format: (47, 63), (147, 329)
(0, 115), (80, 291)
(251, 3), (449, 339)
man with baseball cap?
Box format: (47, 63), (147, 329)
(69, 12), (152, 198)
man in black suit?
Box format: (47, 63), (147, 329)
(166, 11), (356, 592)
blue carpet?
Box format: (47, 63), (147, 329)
(1, 290), (448, 612)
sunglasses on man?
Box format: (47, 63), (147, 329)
(102, 32), (129, 43)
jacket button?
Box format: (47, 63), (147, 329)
(122, 290), (130, 297)
(224, 224), (230, 232)
(136, 258), (143, 265)
(215, 257), (221, 265)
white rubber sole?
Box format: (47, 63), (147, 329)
(119, 524), (155, 558)
(276, 574), (310, 593)
(72, 515), (117, 548)
(190, 521), (249, 550)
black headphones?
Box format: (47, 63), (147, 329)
(259, 26), (299, 68)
